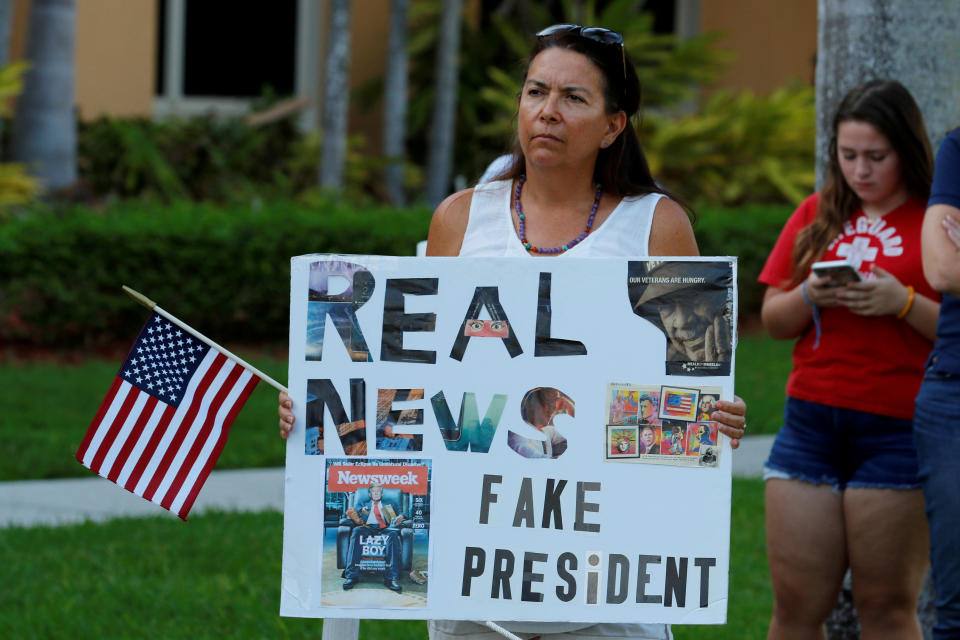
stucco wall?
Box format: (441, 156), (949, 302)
(74, 0), (157, 118)
(701, 0), (817, 92)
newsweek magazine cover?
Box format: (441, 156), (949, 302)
(320, 458), (432, 607)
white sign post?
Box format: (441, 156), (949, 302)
(281, 255), (737, 627)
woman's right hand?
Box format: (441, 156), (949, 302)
(278, 391), (294, 439)
(802, 271), (843, 307)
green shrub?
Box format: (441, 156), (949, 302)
(0, 199), (432, 346)
(644, 85), (816, 207)
(695, 203), (793, 315)
(0, 199), (790, 347)
(0, 62), (41, 210)
(77, 114), (318, 203)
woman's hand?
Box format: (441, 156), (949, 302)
(803, 271), (844, 307)
(712, 395), (746, 450)
(704, 315), (733, 362)
(278, 391), (294, 439)
(837, 265), (909, 316)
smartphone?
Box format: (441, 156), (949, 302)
(812, 260), (862, 287)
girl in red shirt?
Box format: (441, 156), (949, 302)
(759, 80), (940, 639)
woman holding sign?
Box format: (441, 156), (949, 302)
(423, 24), (746, 640)
(759, 81), (939, 639)
(280, 24), (747, 640)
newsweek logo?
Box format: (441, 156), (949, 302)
(327, 465), (429, 495)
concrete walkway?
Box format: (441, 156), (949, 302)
(0, 436), (774, 529)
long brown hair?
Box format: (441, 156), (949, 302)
(791, 80), (932, 282)
(492, 27), (692, 214)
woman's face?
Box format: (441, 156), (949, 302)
(517, 48), (624, 170)
(836, 120), (907, 214)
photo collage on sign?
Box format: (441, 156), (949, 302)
(604, 383), (722, 467)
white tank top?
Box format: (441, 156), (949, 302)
(459, 178), (662, 257)
(437, 177), (671, 639)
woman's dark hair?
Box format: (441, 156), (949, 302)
(791, 79), (933, 282)
(492, 28), (690, 211)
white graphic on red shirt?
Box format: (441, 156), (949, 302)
(836, 236), (877, 270)
(826, 215), (904, 276)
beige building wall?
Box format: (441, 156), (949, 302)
(10, 0), (157, 119)
(337, 0), (391, 153)
(74, 0), (157, 119)
(701, 0), (817, 93)
(11, 0), (29, 60)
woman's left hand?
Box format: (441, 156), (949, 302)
(837, 265), (909, 316)
(712, 395), (746, 450)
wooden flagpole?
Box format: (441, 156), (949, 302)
(122, 285), (288, 393)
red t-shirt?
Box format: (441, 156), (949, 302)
(758, 193), (938, 419)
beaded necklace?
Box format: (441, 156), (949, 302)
(515, 174), (602, 254)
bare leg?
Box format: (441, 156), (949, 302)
(845, 488), (928, 640)
(766, 479), (849, 640)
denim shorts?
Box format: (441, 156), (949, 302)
(763, 396), (921, 491)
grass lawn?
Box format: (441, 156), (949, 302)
(0, 333), (792, 482)
(733, 332), (793, 433)
(0, 479), (771, 640)
(0, 348), (289, 482)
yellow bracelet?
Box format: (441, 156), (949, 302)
(896, 285), (915, 319)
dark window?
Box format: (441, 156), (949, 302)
(156, 0), (297, 98)
(644, 0), (676, 35)
(156, 0), (166, 95)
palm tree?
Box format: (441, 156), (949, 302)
(383, 0), (410, 205)
(424, 0), (462, 208)
(10, 0), (76, 191)
(319, 0), (351, 191)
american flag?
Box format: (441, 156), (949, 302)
(76, 313), (260, 519)
(664, 392), (694, 416)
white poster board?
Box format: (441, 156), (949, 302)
(280, 255), (737, 625)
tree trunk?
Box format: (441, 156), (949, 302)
(10, 0), (76, 191)
(319, 0), (351, 191)
(815, 0), (960, 188)
(382, 0), (409, 206)
(425, 0), (462, 208)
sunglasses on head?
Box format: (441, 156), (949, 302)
(536, 24), (626, 79)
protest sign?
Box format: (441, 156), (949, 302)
(281, 255), (737, 625)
